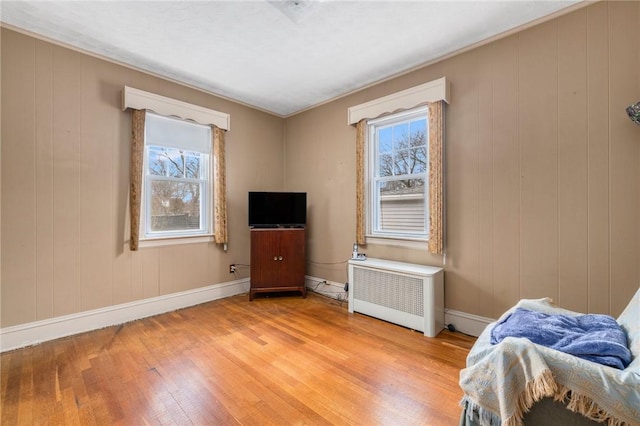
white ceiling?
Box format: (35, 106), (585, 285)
(1, 0), (581, 116)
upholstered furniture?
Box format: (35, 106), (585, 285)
(459, 288), (639, 426)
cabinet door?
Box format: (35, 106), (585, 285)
(277, 229), (305, 286)
(250, 230), (280, 288)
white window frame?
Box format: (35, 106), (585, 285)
(141, 112), (213, 243)
(366, 106), (429, 243)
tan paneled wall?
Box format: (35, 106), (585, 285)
(284, 1), (640, 319)
(1, 29), (285, 327)
(2, 1), (639, 329)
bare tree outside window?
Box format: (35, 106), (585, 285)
(378, 127), (427, 190)
(377, 118), (427, 189)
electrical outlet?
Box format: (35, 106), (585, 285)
(229, 264), (236, 273)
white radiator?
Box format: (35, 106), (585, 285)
(348, 258), (444, 337)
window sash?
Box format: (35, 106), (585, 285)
(371, 176), (428, 238)
(143, 150), (211, 238)
(145, 177), (207, 236)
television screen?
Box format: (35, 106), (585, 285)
(248, 192), (307, 228)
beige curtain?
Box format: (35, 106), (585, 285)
(130, 109), (145, 251)
(428, 101), (444, 255)
(355, 119), (366, 245)
(213, 126), (228, 245)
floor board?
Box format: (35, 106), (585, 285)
(1, 292), (476, 425)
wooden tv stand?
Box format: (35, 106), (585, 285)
(249, 227), (306, 300)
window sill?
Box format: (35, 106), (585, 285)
(138, 234), (214, 249)
(365, 235), (428, 250)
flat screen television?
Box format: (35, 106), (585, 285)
(248, 191), (307, 228)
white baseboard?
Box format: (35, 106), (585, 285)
(444, 309), (494, 337)
(0, 278), (249, 353)
(1, 275), (493, 352)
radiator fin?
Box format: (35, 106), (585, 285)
(353, 267), (424, 316)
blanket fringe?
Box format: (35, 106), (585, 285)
(463, 371), (632, 426)
(555, 385), (628, 426)
(503, 369), (557, 426)
(461, 397), (503, 426)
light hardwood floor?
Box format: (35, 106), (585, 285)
(1, 292), (476, 425)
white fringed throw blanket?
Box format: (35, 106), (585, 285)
(459, 293), (640, 426)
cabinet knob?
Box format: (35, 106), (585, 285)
(273, 256), (278, 261)
(278, 256), (283, 261)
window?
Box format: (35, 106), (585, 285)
(142, 112), (212, 239)
(349, 78), (446, 252)
(368, 106), (428, 240)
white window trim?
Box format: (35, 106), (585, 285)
(137, 235), (214, 249)
(365, 236), (428, 250)
(366, 106), (429, 241)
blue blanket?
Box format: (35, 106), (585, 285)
(491, 308), (631, 369)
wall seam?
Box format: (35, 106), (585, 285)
(557, 19), (561, 307)
(33, 38), (38, 322)
(78, 57), (83, 313)
(586, 6), (591, 312)
(517, 32), (522, 301)
(52, 47), (57, 318)
(490, 45), (496, 316)
(607, 0), (612, 314)
(477, 72), (481, 313)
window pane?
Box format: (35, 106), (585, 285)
(393, 123), (410, 149)
(150, 180), (201, 232)
(148, 146), (166, 176)
(394, 150), (409, 175)
(184, 153), (201, 179)
(379, 178), (425, 193)
(409, 119), (427, 147)
(410, 147), (427, 173)
(394, 150), (427, 175)
(376, 178), (426, 233)
(147, 146), (202, 179)
(378, 127), (392, 153)
(378, 153), (394, 177)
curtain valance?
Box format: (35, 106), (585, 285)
(347, 77), (449, 125)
